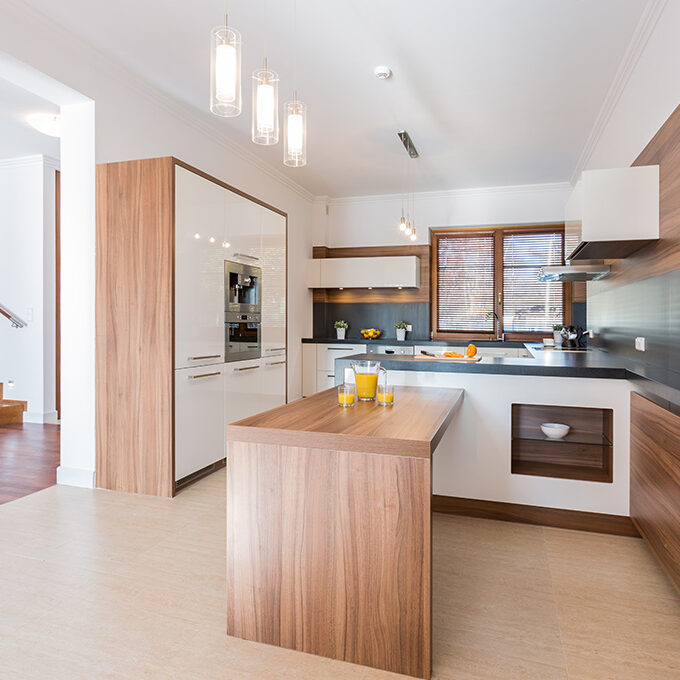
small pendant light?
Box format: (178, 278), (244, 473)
(252, 0), (279, 145)
(284, 0), (307, 166)
(210, 12), (242, 117)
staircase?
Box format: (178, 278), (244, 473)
(0, 383), (27, 425)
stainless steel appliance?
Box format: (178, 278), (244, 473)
(225, 260), (262, 362)
(225, 260), (261, 313)
(366, 344), (415, 356)
(226, 312), (261, 362)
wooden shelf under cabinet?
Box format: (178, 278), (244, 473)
(511, 404), (613, 483)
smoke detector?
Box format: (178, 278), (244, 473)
(374, 65), (392, 80)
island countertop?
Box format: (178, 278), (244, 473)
(226, 385), (464, 458)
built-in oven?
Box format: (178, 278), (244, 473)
(226, 312), (261, 362)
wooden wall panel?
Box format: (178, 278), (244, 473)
(227, 441), (432, 678)
(96, 157), (174, 497)
(312, 245), (430, 303)
(630, 392), (680, 595)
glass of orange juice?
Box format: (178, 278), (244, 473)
(351, 360), (385, 401)
(337, 383), (356, 407)
(377, 383), (394, 406)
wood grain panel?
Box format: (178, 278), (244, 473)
(96, 158), (174, 497)
(312, 245), (430, 303)
(227, 441), (432, 678)
(226, 386), (464, 457)
(631, 392), (680, 594)
(432, 495), (639, 537)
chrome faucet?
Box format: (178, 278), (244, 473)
(486, 311), (505, 342)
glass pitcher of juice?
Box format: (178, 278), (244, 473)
(351, 360), (386, 401)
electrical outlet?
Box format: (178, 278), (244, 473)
(635, 337), (647, 352)
(406, 324), (412, 332)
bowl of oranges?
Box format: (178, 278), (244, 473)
(360, 328), (382, 340)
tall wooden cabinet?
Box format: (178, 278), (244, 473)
(96, 157), (287, 497)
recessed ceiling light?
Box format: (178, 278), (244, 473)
(373, 65), (392, 80)
(27, 113), (61, 137)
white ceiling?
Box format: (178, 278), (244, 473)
(0, 78), (60, 161)
(19, 0), (647, 196)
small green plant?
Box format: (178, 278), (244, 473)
(394, 321), (409, 330)
(334, 320), (349, 329)
(552, 324), (564, 331)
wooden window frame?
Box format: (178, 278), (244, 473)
(431, 224), (571, 341)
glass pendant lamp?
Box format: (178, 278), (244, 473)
(210, 17), (242, 117)
(252, 58), (279, 144)
(284, 94), (307, 166)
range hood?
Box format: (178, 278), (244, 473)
(538, 264), (610, 282)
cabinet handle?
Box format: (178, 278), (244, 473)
(234, 253), (260, 261)
(266, 360), (286, 366)
(327, 374), (335, 378)
(327, 347), (349, 351)
(188, 354), (221, 360)
(247, 345), (259, 349)
(266, 347), (286, 352)
(233, 365), (259, 372)
(188, 371), (221, 380)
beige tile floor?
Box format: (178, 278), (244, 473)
(1, 469), (680, 679)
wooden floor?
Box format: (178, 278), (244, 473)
(1, 468), (680, 679)
(0, 423), (60, 504)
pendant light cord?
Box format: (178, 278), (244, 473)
(293, 0), (298, 102)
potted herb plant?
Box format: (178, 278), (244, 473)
(334, 320), (349, 340)
(395, 321), (408, 342)
(552, 324), (564, 346)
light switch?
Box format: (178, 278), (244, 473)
(406, 324), (412, 332)
(635, 337), (647, 352)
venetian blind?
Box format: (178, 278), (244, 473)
(503, 231), (564, 333)
(437, 233), (495, 332)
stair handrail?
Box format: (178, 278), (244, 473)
(0, 302), (27, 328)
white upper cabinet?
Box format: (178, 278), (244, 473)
(306, 256), (420, 289)
(261, 208), (286, 355)
(175, 166), (226, 369)
(566, 166), (659, 261)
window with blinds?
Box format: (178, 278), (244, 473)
(437, 233), (495, 332)
(434, 226), (566, 337)
(503, 231), (564, 333)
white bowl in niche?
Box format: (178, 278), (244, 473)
(541, 423), (570, 439)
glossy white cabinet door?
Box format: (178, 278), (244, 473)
(224, 359), (263, 424)
(175, 166), (225, 368)
(316, 370), (337, 392)
(261, 208), (286, 357)
(261, 357), (287, 410)
(302, 343), (317, 397)
(174, 365), (225, 482)
(224, 190), (262, 265)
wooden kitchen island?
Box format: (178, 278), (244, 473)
(225, 385), (464, 679)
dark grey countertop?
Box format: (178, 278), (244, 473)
(302, 337), (527, 348)
(334, 344), (630, 380)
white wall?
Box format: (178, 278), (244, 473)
(583, 0), (680, 171)
(322, 182), (571, 248)
(0, 155), (57, 422)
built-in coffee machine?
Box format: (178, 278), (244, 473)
(225, 260), (262, 362)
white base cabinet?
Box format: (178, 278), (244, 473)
(224, 359), (264, 424)
(302, 343), (366, 396)
(174, 365), (225, 482)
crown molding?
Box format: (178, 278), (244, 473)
(0, 154), (47, 169)
(570, 0), (668, 183)
(328, 182), (572, 206)
(43, 155), (60, 171)
(3, 0), (315, 203)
